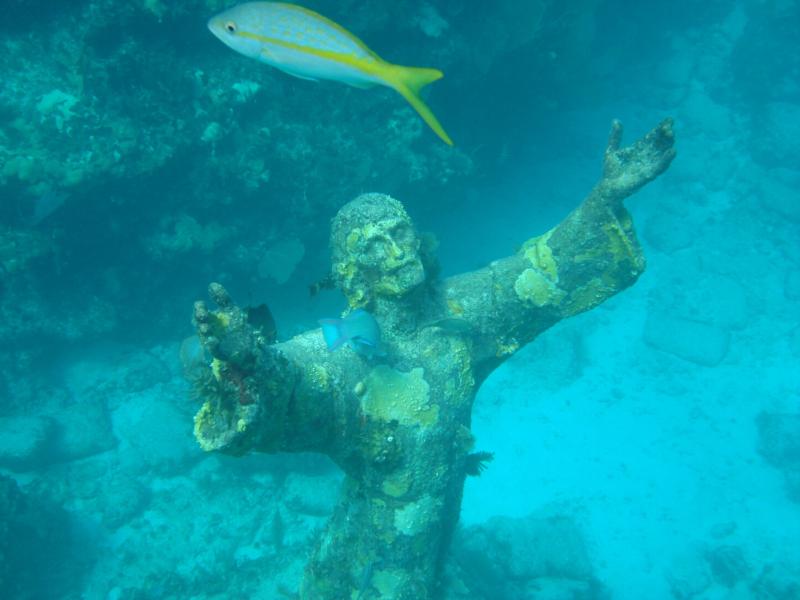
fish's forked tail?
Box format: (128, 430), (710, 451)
(381, 64), (453, 146)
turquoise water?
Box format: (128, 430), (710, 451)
(1, 1), (798, 598)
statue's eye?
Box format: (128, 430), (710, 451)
(390, 225), (414, 244)
(225, 21), (237, 33)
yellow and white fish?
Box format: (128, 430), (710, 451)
(208, 2), (453, 145)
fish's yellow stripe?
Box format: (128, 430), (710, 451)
(272, 3), (378, 59)
(236, 28), (384, 76)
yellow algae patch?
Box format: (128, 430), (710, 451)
(361, 365), (438, 427)
(447, 298), (464, 316)
(434, 337), (474, 403)
(214, 311), (231, 329)
(394, 495), (441, 536)
(348, 287), (367, 308)
(335, 258), (357, 280)
(307, 363), (331, 393)
(362, 222), (382, 240)
(374, 276), (406, 297)
(210, 357), (223, 381)
(345, 228), (361, 252)
(495, 338), (520, 357)
(521, 231), (558, 279)
(516, 231), (566, 307)
(194, 401), (213, 429)
(514, 268), (564, 307)
(372, 569), (405, 597)
(602, 218), (642, 267)
(193, 401), (219, 451)
(382, 472), (411, 498)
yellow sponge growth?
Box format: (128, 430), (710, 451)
(361, 365), (438, 427)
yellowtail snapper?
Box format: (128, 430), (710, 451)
(207, 2), (453, 145)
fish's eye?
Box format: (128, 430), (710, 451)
(224, 20), (237, 33)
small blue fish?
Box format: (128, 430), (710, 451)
(319, 309), (381, 356)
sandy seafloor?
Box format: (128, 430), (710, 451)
(2, 4), (799, 599)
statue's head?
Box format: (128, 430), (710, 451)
(330, 193), (426, 307)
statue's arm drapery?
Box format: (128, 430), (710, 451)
(442, 119), (676, 373)
(191, 283), (366, 460)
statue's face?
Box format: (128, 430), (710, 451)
(357, 216), (425, 296)
(332, 194), (426, 306)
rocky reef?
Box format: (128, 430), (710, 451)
(0, 0), (608, 397)
(0, 474), (79, 598)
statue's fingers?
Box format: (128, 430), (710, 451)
(209, 282), (234, 309)
(606, 119), (624, 153)
(193, 301), (213, 339)
(642, 119), (676, 176)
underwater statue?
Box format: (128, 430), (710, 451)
(190, 119), (676, 599)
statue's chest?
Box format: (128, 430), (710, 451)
(354, 331), (476, 438)
(396, 330), (477, 407)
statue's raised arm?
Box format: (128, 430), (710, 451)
(187, 119), (675, 600)
(442, 119), (676, 379)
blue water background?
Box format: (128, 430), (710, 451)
(0, 0), (798, 598)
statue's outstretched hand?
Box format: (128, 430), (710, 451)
(600, 118), (676, 199)
(193, 282), (259, 372)
(191, 283), (298, 453)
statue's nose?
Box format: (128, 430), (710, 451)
(389, 241), (404, 259)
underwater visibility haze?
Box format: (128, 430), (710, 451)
(0, 1), (798, 599)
